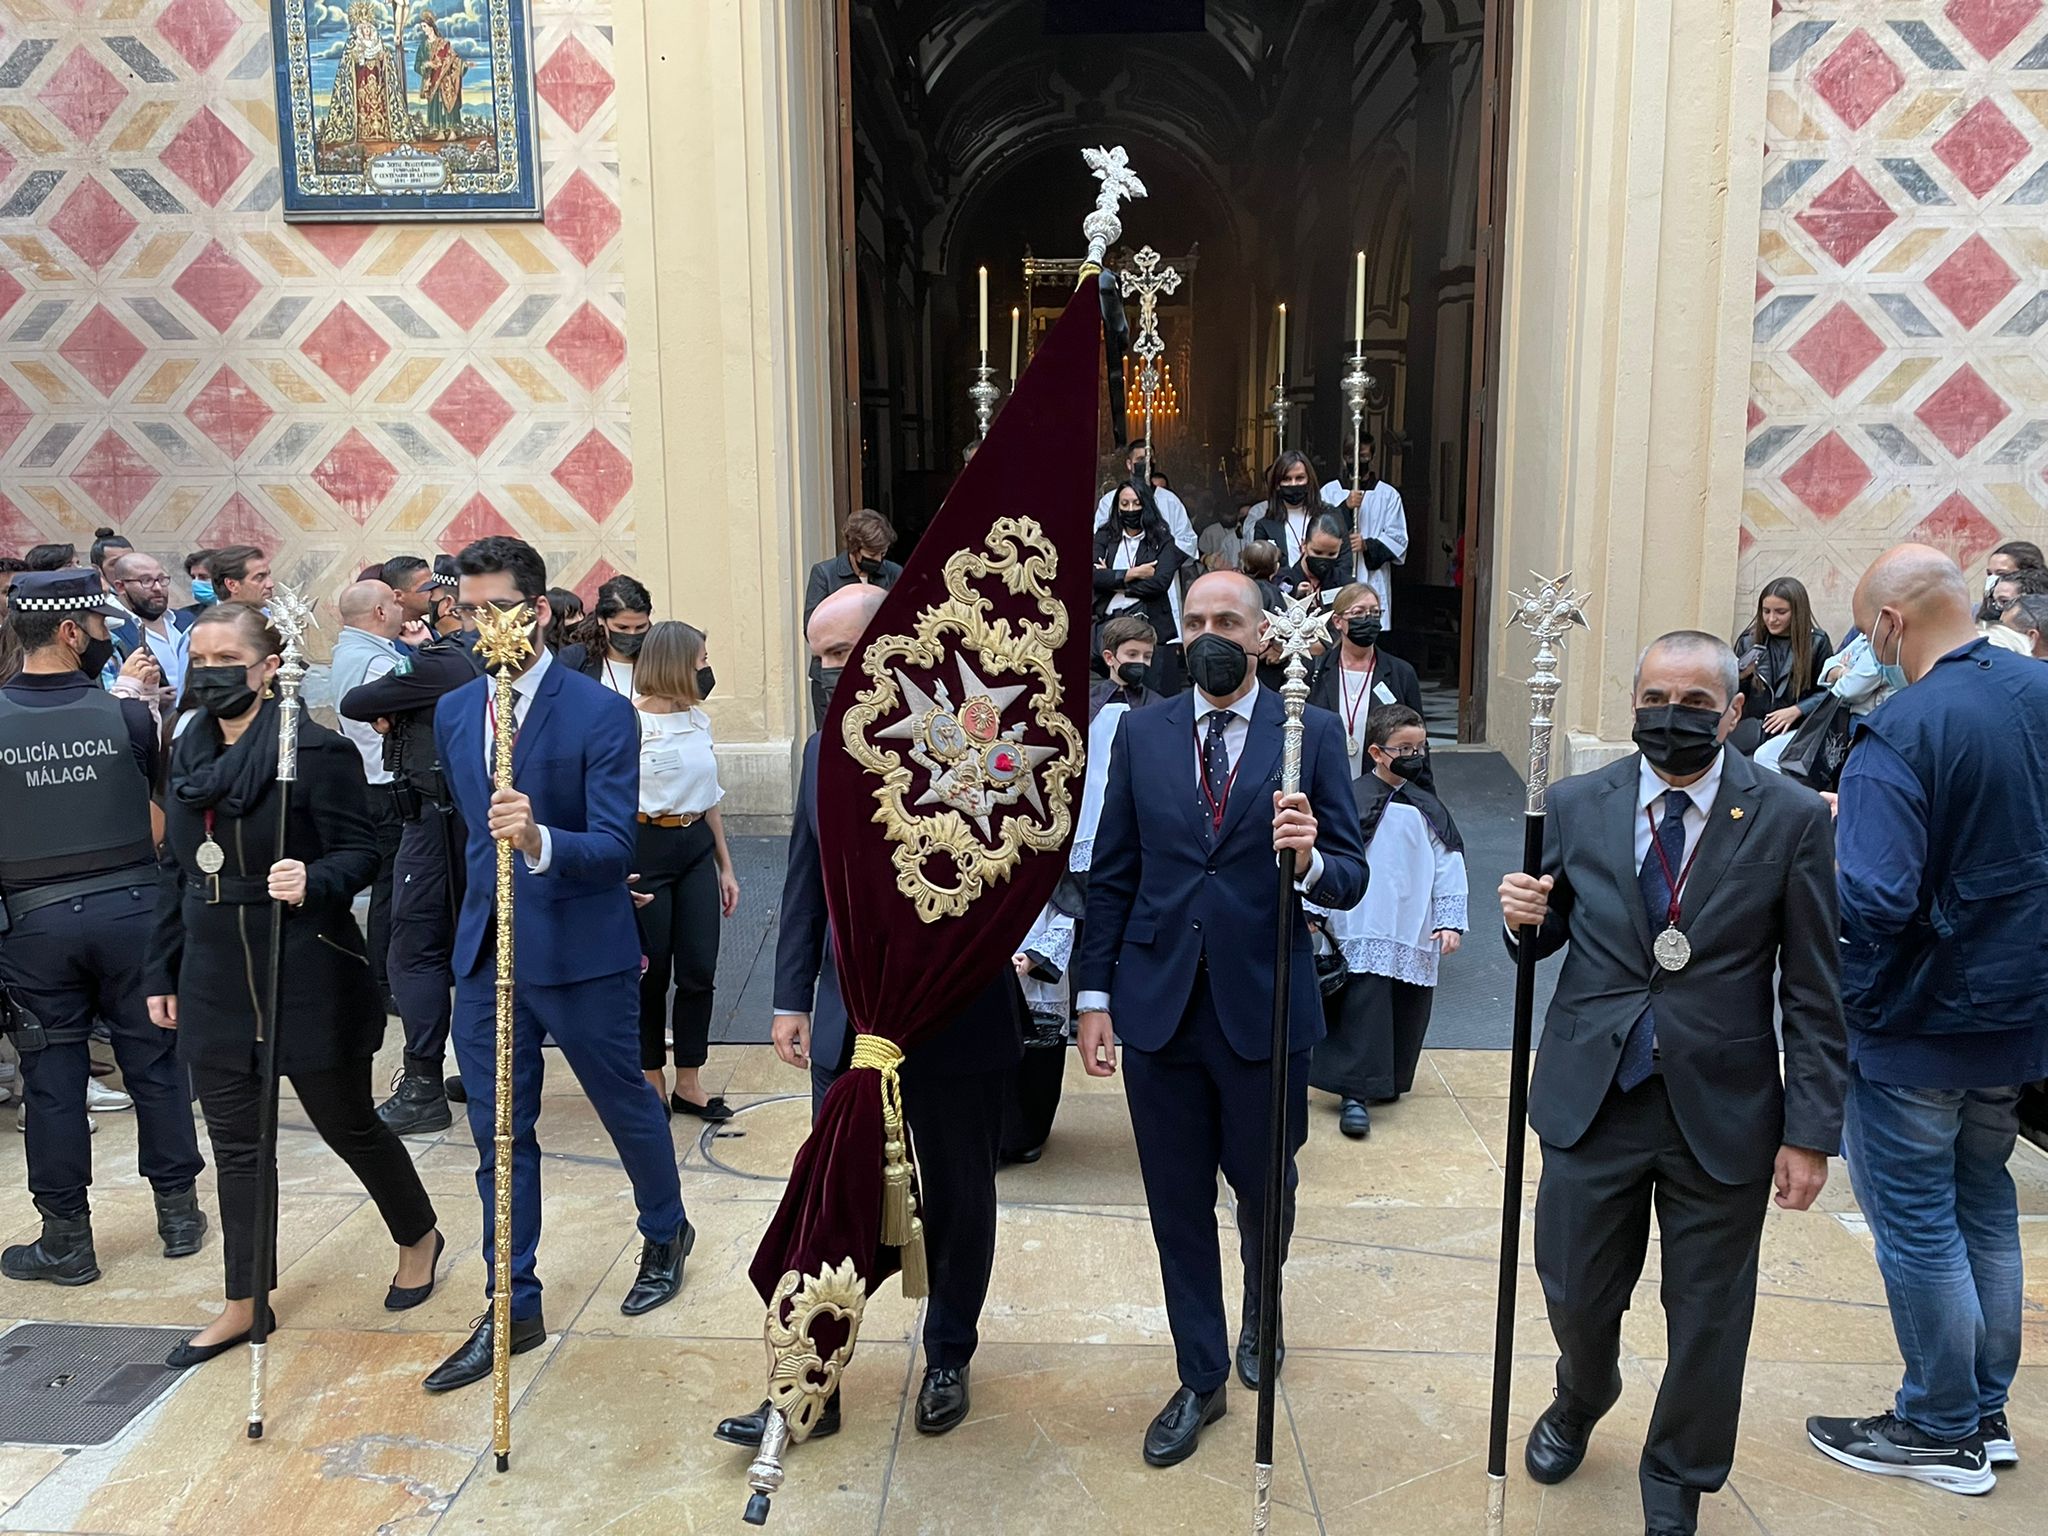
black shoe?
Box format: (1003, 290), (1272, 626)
(670, 1093), (733, 1123)
(377, 1070), (453, 1135)
(166, 1325), (252, 1369)
(1339, 1099), (1371, 1138)
(915, 1366), (970, 1435)
(444, 1075), (467, 1105)
(423, 1310), (547, 1392)
(714, 1394), (841, 1448)
(154, 1187), (207, 1259)
(1, 1202), (100, 1286)
(385, 1231), (446, 1312)
(1980, 1410), (2017, 1467)
(1806, 1410), (1995, 1495)
(1143, 1384), (1227, 1467)
(1525, 1393), (1601, 1485)
(998, 1143), (1045, 1166)
(1235, 1297), (1284, 1391)
(620, 1220), (695, 1316)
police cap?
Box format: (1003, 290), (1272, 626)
(6, 569), (128, 618)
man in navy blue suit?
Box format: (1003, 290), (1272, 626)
(420, 537), (691, 1393)
(1077, 570), (1368, 1468)
(713, 582), (1024, 1448)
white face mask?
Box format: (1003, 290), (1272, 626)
(1986, 571), (2001, 595)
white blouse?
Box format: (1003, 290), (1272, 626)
(599, 656), (636, 696)
(636, 707), (723, 817)
(1308, 799), (1468, 987)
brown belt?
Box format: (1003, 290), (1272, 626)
(636, 812), (701, 828)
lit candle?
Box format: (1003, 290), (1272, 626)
(1354, 251), (1367, 341)
(1010, 307), (1020, 381)
(1276, 303), (1287, 386)
(978, 267), (989, 355)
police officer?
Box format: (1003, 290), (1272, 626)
(339, 563), (479, 1133)
(0, 570), (207, 1285)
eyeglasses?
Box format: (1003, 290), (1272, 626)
(124, 575), (171, 589)
(452, 601), (533, 621)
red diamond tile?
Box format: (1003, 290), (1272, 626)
(184, 367), (272, 459)
(546, 302), (626, 391)
(545, 170), (622, 267)
(1943, 0), (2042, 59)
(1738, 525), (1757, 558)
(574, 557), (619, 609)
(58, 304), (146, 396)
(1788, 302), (1888, 398)
(1925, 234), (2018, 330)
(36, 47), (127, 143)
(1747, 400), (1765, 432)
(159, 107), (253, 207)
(1915, 364), (2010, 457)
(311, 428), (399, 524)
(1811, 28), (1903, 130)
(155, 0), (242, 72)
(552, 430), (633, 522)
(1912, 490), (2004, 566)
(1755, 270), (1774, 302)
(47, 176), (137, 271)
(70, 430), (161, 519)
(1794, 168), (1897, 267)
(201, 491), (278, 551)
(534, 35), (615, 132)
(300, 302), (390, 393)
(1932, 99), (2031, 199)
(298, 223), (374, 268)
(0, 378), (29, 458)
(172, 238), (262, 332)
(439, 492), (518, 554)
(428, 366), (515, 457)
(417, 239), (508, 331)
(1781, 430), (1872, 520)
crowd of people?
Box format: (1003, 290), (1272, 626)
(0, 453), (2042, 1535)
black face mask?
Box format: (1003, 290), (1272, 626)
(1117, 505), (1144, 531)
(1384, 750), (1429, 782)
(1278, 484), (1309, 507)
(76, 630), (115, 678)
(607, 629), (645, 659)
(856, 556), (884, 578)
(186, 664), (258, 720)
(1631, 703), (1724, 778)
(696, 665), (715, 701)
(817, 664), (844, 701)
(1186, 633), (1250, 698)
(1115, 660), (1149, 689)
(1306, 556), (1338, 583)
(1345, 616), (1382, 648)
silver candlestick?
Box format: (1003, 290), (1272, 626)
(970, 352), (999, 440)
(1341, 346), (1371, 496)
(1269, 382), (1289, 455)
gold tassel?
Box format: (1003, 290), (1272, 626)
(897, 1214), (929, 1300)
(879, 1107), (915, 1247)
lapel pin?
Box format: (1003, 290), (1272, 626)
(1730, 807), (1744, 820)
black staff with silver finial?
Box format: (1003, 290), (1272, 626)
(1484, 574), (1589, 1532)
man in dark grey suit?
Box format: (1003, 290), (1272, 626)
(1498, 630), (1847, 1536)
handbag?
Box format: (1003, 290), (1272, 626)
(1778, 693), (1852, 790)
(1309, 922), (1350, 998)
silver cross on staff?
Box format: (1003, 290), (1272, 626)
(1119, 246), (1181, 475)
(1080, 145), (1147, 274)
(1266, 589), (1328, 796)
(1505, 573), (1591, 814)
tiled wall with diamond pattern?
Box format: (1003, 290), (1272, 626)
(0, 0), (630, 633)
(1749, 1), (2048, 633)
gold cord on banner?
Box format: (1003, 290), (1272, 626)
(849, 1035), (928, 1299)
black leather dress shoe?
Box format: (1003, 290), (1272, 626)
(621, 1220), (695, 1316)
(915, 1366), (971, 1435)
(1339, 1099), (1372, 1139)
(1235, 1298), (1285, 1391)
(422, 1310), (546, 1392)
(1143, 1384), (1227, 1467)
(714, 1395), (841, 1447)
(165, 1326), (251, 1369)
(1525, 1394), (1601, 1484)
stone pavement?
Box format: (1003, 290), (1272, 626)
(0, 1040), (2041, 1534)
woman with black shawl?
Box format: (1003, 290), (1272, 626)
(145, 602), (441, 1368)
(1306, 704), (1469, 1139)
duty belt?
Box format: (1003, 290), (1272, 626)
(184, 872), (271, 906)
(636, 811), (702, 828)
(2, 867), (154, 922)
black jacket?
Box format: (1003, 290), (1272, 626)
(1736, 624), (1835, 720)
(1091, 523), (1183, 644)
(803, 553), (901, 627)
(336, 636), (480, 800)
(147, 724), (383, 1076)
(1305, 646), (1424, 722)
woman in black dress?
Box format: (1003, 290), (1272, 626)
(146, 602), (442, 1368)
(1092, 479), (1186, 694)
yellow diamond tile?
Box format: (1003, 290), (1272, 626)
(134, 359), (198, 405)
(13, 362), (74, 403)
(2, 236), (71, 282)
(2011, 91), (2048, 133)
(2008, 230), (2048, 271)
(1891, 90), (1961, 140)
(375, 356), (443, 404)
(387, 485), (448, 535)
(1743, 490), (1793, 532)
(1865, 486), (1915, 528)
(110, 100), (177, 153)
(1873, 227), (1947, 275)
(233, 97), (279, 145)
(489, 229), (560, 276)
(495, 354), (565, 404)
(260, 360), (327, 405)
(1866, 357), (1935, 406)
(506, 483), (578, 535)
(1991, 484), (2040, 521)
(1987, 355), (2048, 401)
(365, 229), (435, 277)
(157, 485), (207, 524)
(1756, 230), (1813, 279)
(101, 0), (150, 18)
(261, 485), (328, 533)
(0, 106), (63, 155)
(123, 231), (190, 281)
(244, 231), (313, 279)
(25, 487), (78, 521)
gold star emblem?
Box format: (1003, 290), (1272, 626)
(1730, 807), (1744, 820)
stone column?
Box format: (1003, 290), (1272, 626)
(1486, 0), (1771, 769)
(613, 0), (840, 819)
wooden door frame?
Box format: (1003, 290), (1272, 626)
(1456, 0), (1515, 743)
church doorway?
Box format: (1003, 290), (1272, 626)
(829, 0), (1514, 742)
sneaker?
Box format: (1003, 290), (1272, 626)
(85, 1080), (132, 1113)
(1980, 1411), (2017, 1468)
(1806, 1411), (1995, 1495)
(12, 1102), (96, 1135)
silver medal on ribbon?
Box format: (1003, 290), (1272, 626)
(1653, 925), (1690, 972)
(195, 838), (225, 876)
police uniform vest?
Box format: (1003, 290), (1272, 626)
(0, 688), (155, 893)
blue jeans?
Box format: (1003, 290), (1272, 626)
(1843, 1065), (2024, 1440)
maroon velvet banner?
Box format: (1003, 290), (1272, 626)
(749, 283), (1103, 1306)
